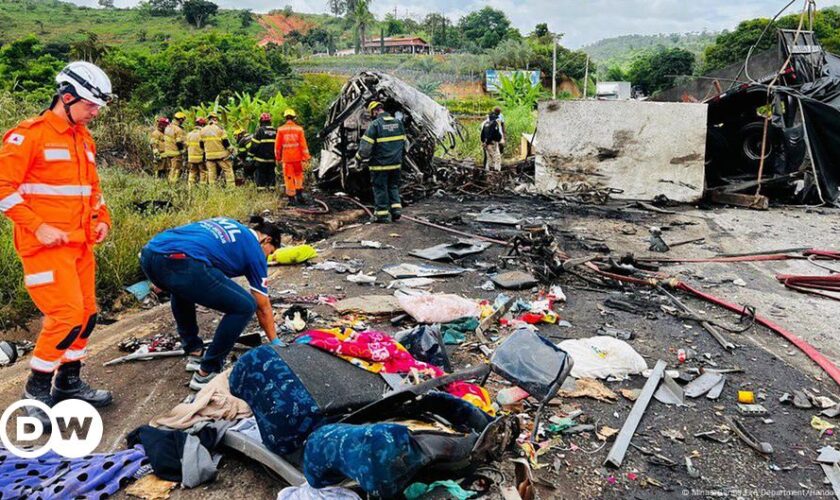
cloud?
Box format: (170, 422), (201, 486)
(68, 0), (840, 48)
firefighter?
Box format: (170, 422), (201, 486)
(201, 113), (236, 187)
(0, 61), (115, 426)
(356, 101), (406, 223)
(275, 109), (311, 205)
(234, 128), (255, 181)
(185, 117), (207, 187)
(163, 111), (186, 183)
(248, 113), (278, 190)
(150, 117), (168, 178)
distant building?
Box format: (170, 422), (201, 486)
(362, 36), (430, 54)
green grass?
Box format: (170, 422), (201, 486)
(0, 0), (263, 51)
(446, 105), (536, 163)
(0, 170), (278, 327)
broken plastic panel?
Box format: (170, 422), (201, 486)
(490, 328), (572, 401)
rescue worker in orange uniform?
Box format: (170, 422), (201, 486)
(163, 111), (186, 183)
(274, 109), (311, 205)
(0, 61), (115, 427)
(150, 117), (168, 178)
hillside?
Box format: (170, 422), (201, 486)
(582, 31), (718, 70)
(0, 0), (311, 51)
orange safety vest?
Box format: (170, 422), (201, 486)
(275, 121), (311, 163)
(0, 110), (111, 257)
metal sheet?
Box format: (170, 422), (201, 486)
(533, 100), (707, 202)
(604, 359), (667, 468)
(653, 374), (685, 406)
(705, 375), (726, 400)
(684, 372), (724, 398)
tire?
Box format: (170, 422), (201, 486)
(738, 121), (778, 172)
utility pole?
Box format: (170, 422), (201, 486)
(552, 35), (557, 99)
(583, 55), (590, 100)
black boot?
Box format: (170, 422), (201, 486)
(53, 361), (113, 408)
(23, 370), (54, 430)
(287, 195), (297, 206)
(295, 191), (305, 205)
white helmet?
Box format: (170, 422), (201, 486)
(55, 61), (114, 106)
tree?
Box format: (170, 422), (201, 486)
(0, 35), (64, 98)
(69, 31), (110, 63)
(384, 13), (404, 36)
(533, 23), (549, 39)
(148, 0), (181, 16)
(182, 0), (218, 28)
(629, 47), (695, 94)
(423, 13), (454, 48)
(98, 0), (115, 8)
(352, 0), (374, 54)
(491, 39), (535, 69)
(458, 7), (511, 50)
(605, 65), (626, 81)
(239, 9), (253, 28)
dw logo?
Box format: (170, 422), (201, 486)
(0, 399), (103, 458)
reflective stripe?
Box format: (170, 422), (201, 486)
(361, 135), (375, 144)
(24, 270), (54, 287)
(0, 192), (24, 212)
(374, 210), (390, 215)
(86, 151), (95, 162)
(254, 157), (276, 163)
(383, 116), (395, 121)
(203, 137), (223, 142)
(19, 184), (92, 196)
(391, 203), (402, 208)
(30, 356), (60, 372)
(62, 349), (87, 361)
(369, 164), (401, 171)
(44, 148), (71, 161)
(186, 141), (201, 146)
(250, 138), (276, 144)
(377, 135), (406, 142)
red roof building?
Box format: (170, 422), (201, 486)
(362, 36), (430, 54)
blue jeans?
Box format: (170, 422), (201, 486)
(140, 249), (257, 373)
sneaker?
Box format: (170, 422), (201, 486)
(189, 371), (218, 391)
(185, 353), (203, 373)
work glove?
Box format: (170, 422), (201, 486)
(270, 338), (285, 346)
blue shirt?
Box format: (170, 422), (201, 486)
(144, 218), (269, 296)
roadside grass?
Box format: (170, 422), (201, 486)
(0, 170), (278, 327)
(446, 105), (537, 164)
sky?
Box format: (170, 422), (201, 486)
(70, 0), (840, 48)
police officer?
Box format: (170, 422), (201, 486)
(356, 101), (406, 223)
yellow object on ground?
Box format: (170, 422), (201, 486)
(268, 245), (318, 265)
(737, 391), (755, 404)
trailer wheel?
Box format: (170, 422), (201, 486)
(738, 121), (777, 169)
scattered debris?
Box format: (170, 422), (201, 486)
(333, 295), (402, 315)
(730, 417), (773, 455)
(558, 337), (648, 380)
(683, 372), (725, 398)
(491, 271), (539, 290)
(410, 239), (491, 262)
(382, 263), (467, 279)
(737, 404), (768, 416)
(653, 374), (685, 406)
(398, 294), (480, 323)
(556, 378), (618, 403)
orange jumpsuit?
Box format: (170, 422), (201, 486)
(275, 120), (311, 197)
(0, 110), (111, 373)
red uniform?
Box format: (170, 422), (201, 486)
(274, 120), (311, 197)
(0, 110), (110, 372)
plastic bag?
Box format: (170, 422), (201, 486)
(395, 325), (452, 371)
(398, 294), (480, 324)
(491, 328), (572, 400)
(558, 336), (647, 380)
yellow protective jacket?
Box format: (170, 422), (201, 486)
(200, 123), (230, 161)
(150, 129), (165, 157)
(185, 128), (204, 164)
(162, 123), (185, 158)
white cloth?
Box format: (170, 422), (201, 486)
(277, 483), (361, 500)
